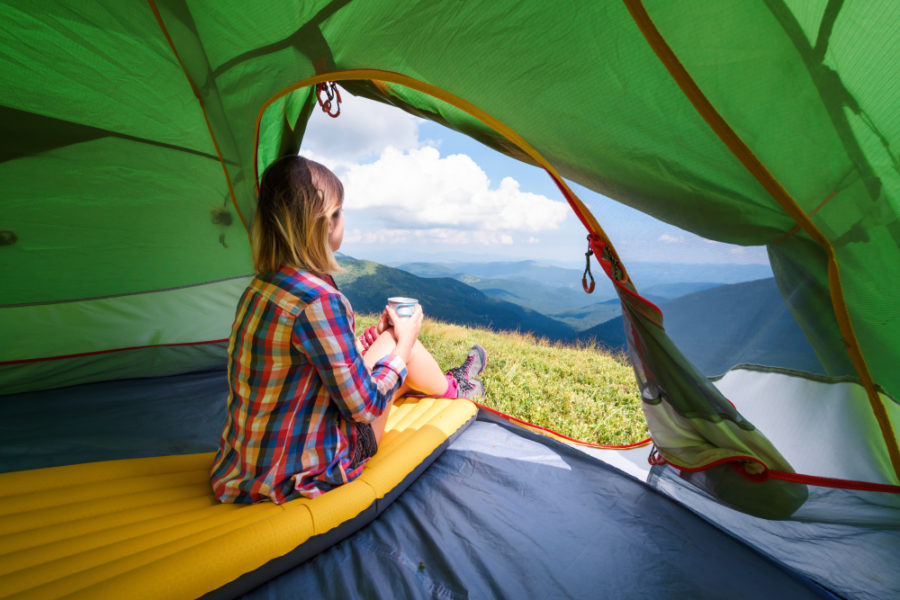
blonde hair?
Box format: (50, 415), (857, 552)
(252, 156), (344, 275)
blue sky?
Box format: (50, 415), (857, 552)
(300, 88), (771, 271)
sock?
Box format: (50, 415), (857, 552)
(441, 374), (459, 398)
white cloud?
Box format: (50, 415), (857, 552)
(301, 88), (422, 166)
(301, 88), (567, 250)
(342, 146), (567, 233)
(344, 227), (513, 246)
(658, 233), (686, 244)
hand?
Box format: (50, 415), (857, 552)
(360, 325), (379, 351)
(376, 307), (391, 335)
(385, 304), (422, 362)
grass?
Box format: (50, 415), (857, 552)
(356, 314), (648, 446)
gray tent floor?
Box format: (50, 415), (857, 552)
(240, 419), (831, 600)
(1, 369), (832, 599)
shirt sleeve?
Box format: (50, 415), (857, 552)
(294, 292), (407, 422)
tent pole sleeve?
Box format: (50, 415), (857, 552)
(622, 0), (900, 481)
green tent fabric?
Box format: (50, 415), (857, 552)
(1, 0), (898, 545)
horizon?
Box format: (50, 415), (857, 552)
(336, 252), (774, 302)
(336, 250), (775, 273)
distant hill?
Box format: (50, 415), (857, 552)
(578, 315), (629, 352)
(337, 256), (817, 376)
(395, 260), (603, 316)
(334, 256), (576, 341)
(625, 262), (773, 287)
(547, 299), (623, 331)
(395, 259), (772, 290)
(454, 274), (598, 315)
(395, 260), (586, 290)
(578, 278), (823, 376)
(640, 281), (720, 299)
(394, 259), (773, 329)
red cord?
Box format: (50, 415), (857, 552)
(316, 82), (342, 117)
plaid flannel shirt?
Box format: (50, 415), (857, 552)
(210, 267), (407, 503)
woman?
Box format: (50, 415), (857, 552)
(211, 155), (486, 504)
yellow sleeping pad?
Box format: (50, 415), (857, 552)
(0, 397), (477, 600)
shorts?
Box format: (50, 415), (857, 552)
(349, 421), (378, 469)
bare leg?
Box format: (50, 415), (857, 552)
(364, 331), (448, 395)
(369, 405), (392, 445)
(364, 332), (447, 443)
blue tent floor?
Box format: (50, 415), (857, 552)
(240, 419), (832, 599)
(1, 370), (833, 599)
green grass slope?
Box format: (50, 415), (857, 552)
(355, 314), (647, 446)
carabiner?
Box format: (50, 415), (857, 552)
(582, 247), (596, 293)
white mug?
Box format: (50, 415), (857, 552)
(387, 296), (419, 318)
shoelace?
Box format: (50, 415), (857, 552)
(450, 354), (477, 379)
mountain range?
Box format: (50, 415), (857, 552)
(337, 255), (821, 377)
(578, 278), (823, 376)
(394, 259), (773, 330)
(334, 256), (576, 340)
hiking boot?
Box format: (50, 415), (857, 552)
(447, 345), (487, 398)
(443, 372), (485, 399)
(457, 376), (485, 399)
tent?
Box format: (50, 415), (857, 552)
(1, 1), (898, 598)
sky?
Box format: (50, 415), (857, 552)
(300, 88), (771, 271)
